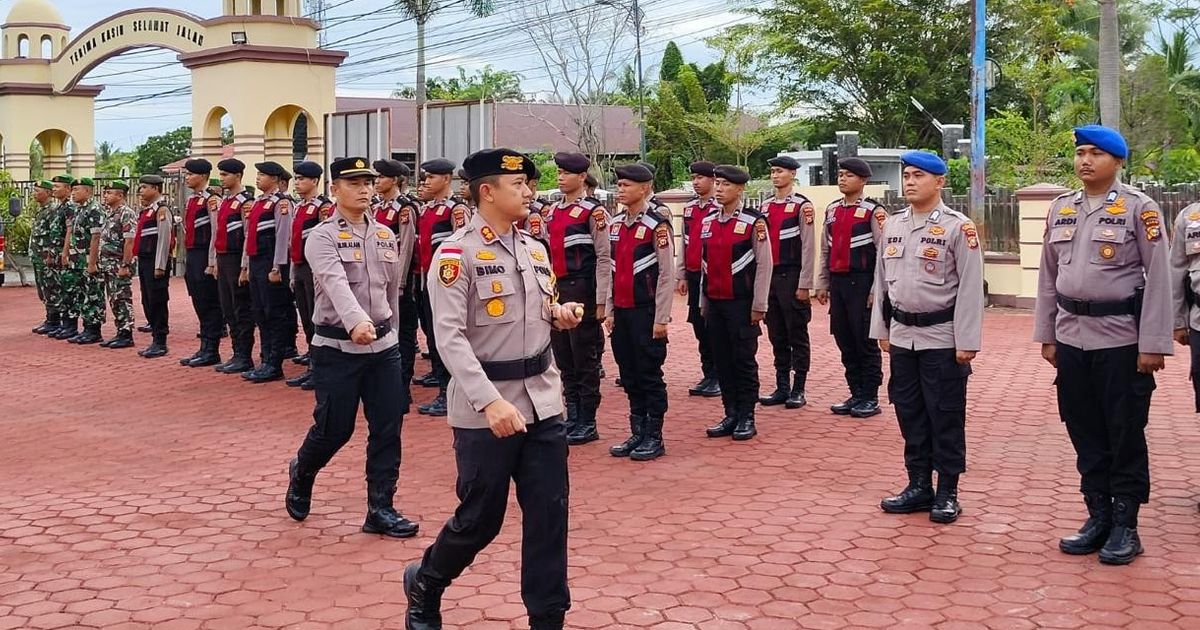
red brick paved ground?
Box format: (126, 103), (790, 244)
(2, 280), (1200, 629)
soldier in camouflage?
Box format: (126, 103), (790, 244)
(49, 176), (81, 339)
(97, 181), (138, 348)
(29, 181), (59, 335)
(62, 178), (107, 345)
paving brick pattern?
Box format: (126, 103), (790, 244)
(1, 281), (1199, 629)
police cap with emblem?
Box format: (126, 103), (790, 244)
(838, 157), (873, 179)
(768, 155), (800, 170)
(1074, 124), (1128, 160)
(462, 148), (538, 181)
(614, 163), (654, 183)
(329, 157), (377, 180)
(714, 165), (750, 185)
(104, 180), (129, 192)
(373, 159), (410, 178)
(217, 158), (245, 175)
(420, 158), (456, 175)
(184, 158), (212, 175)
(139, 174), (164, 188)
(689, 161), (716, 177)
(72, 177), (95, 188)
(900, 150), (948, 176)
(51, 174), (73, 184)
(553, 152), (591, 174)
(255, 161), (289, 179)
(293, 161), (324, 179)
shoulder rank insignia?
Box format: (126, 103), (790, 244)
(480, 225), (497, 244)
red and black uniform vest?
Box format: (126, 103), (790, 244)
(416, 197), (466, 274)
(290, 194), (333, 265)
(761, 193), (811, 267)
(133, 199), (172, 256)
(183, 190), (215, 250)
(546, 197), (603, 279)
(525, 198), (550, 249)
(681, 196), (718, 273)
(609, 208), (670, 309)
(825, 198), (883, 274)
(372, 194), (415, 233)
(213, 189), (255, 254)
(244, 192), (284, 258)
(701, 210), (766, 301)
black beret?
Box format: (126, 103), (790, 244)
(217, 158), (245, 175)
(420, 158), (456, 175)
(184, 158), (212, 175)
(329, 157), (377, 180)
(837, 157), (872, 179)
(456, 168), (469, 180)
(614, 163), (654, 183)
(768, 155), (800, 170)
(714, 165), (750, 185)
(293, 161), (324, 179)
(462, 148), (537, 182)
(553, 152), (591, 174)
(255, 161), (289, 178)
(139, 174), (165, 186)
(373, 159), (410, 178)
(689, 161), (716, 177)
(584, 173), (598, 188)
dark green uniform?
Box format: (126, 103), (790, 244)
(28, 192), (58, 326)
(64, 197), (106, 329)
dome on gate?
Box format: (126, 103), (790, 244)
(4, 0), (66, 26)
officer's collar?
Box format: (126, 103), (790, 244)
(470, 212), (522, 246)
(332, 206), (376, 230)
(903, 203), (945, 226)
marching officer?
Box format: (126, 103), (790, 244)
(132, 175), (174, 358)
(814, 157), (888, 417)
(404, 148), (582, 630)
(871, 151), (984, 525)
(1036, 126), (1172, 564)
(285, 161), (335, 389)
(759, 155), (816, 408)
(210, 159), (258, 374)
(605, 163), (674, 461)
(702, 166), (773, 441)
(414, 158), (471, 416)
(677, 161), (721, 397)
(65, 178), (106, 345)
(545, 152), (611, 444)
(371, 159), (421, 397)
(179, 159), (225, 367)
(240, 161), (294, 383)
(97, 181), (137, 349)
(284, 157), (420, 539)
(29, 181), (59, 335)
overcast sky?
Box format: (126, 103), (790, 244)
(0, 0), (756, 150)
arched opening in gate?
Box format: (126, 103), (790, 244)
(29, 129), (74, 179)
(200, 105), (236, 162)
(264, 104), (316, 166)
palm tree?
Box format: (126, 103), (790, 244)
(1097, 0), (1120, 129)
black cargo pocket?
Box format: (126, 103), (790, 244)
(938, 361), (972, 411)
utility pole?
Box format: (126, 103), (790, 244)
(599, 0), (647, 160)
(969, 0), (986, 223)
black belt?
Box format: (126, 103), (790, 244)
(892, 306), (955, 327)
(315, 321), (392, 340)
(1056, 294), (1137, 317)
(480, 346), (552, 381)
(772, 265), (800, 276)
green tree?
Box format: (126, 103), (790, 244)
(692, 61), (731, 112)
(676, 65), (708, 114)
(660, 41), (684, 82)
(393, 66), (524, 101)
(134, 126), (193, 174)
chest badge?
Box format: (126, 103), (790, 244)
(486, 298), (506, 317)
(338, 231), (352, 239)
(885, 245), (898, 256)
(635, 225), (647, 239)
(929, 226), (945, 236)
(530, 250), (546, 262)
(476, 250), (497, 261)
(384, 250), (395, 260)
(1190, 211), (1200, 222)
(853, 208), (867, 218)
(570, 207), (584, 219)
(924, 261), (937, 274)
(491, 280), (504, 294)
(353, 250), (363, 260)
(377, 230), (390, 239)
(922, 247), (939, 259)
(733, 222), (747, 235)
(1099, 243), (1116, 260)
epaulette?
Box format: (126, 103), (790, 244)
(943, 208), (972, 222)
(1118, 183), (1152, 202)
(788, 192), (812, 205)
(861, 197), (882, 209)
(316, 194), (333, 206)
(238, 189), (255, 200)
(584, 195), (602, 205)
(577, 197), (599, 211)
(647, 206), (670, 224)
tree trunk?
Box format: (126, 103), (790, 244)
(1098, 0), (1121, 130)
(415, 14), (427, 165)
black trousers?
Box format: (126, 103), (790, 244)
(611, 305), (668, 418)
(416, 286), (448, 387)
(247, 256), (294, 367)
(421, 417), (569, 619)
(293, 262), (316, 346)
(216, 253), (255, 357)
(396, 285), (420, 415)
(686, 270), (714, 377)
(706, 298), (760, 416)
(1055, 343), (1152, 503)
(296, 343), (407, 485)
(829, 272), (883, 399)
(1190, 329), (1200, 413)
(888, 346), (970, 476)
(765, 266), (812, 385)
(184, 247), (223, 342)
(137, 253), (170, 337)
(550, 275), (602, 414)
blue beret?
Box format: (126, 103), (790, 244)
(900, 151), (948, 176)
(689, 161), (716, 177)
(373, 159), (410, 178)
(1074, 124), (1128, 159)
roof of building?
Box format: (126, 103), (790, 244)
(4, 0), (65, 26)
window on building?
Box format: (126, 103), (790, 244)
(40, 36), (52, 58)
(17, 34), (29, 58)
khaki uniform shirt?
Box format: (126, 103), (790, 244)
(1171, 202), (1200, 332)
(428, 213), (564, 430)
(305, 208), (404, 355)
(1033, 185), (1174, 355)
(869, 203), (984, 351)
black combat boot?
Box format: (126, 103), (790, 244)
(244, 357), (284, 383)
(403, 563), (445, 630)
(732, 412), (758, 441)
(564, 401), (579, 434)
(566, 407), (599, 445)
(74, 324), (103, 345)
(705, 410), (738, 438)
(785, 374), (806, 409)
(300, 377), (315, 391)
(285, 370), (312, 387)
(137, 323), (153, 333)
(285, 458), (317, 521)
(362, 483), (419, 538)
(33, 313), (58, 335)
(831, 396), (861, 415)
(281, 345), (299, 361)
(186, 338), (222, 367)
(418, 391), (447, 416)
(689, 371), (721, 397)
(141, 334), (169, 358)
(53, 318), (78, 340)
(929, 473), (962, 523)
(630, 416), (665, 461)
(880, 469), (935, 513)
(179, 343), (203, 366)
(850, 398), (881, 418)
(758, 371), (789, 406)
(529, 612), (566, 630)
(105, 330), (134, 349)
(1098, 496), (1144, 565)
(291, 352), (309, 366)
(609, 415), (645, 457)
(414, 371), (439, 388)
(217, 353), (254, 374)
(1059, 492), (1112, 555)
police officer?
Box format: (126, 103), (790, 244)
(284, 161), (335, 389)
(133, 175), (174, 358)
(97, 181), (137, 349)
(210, 159), (258, 373)
(414, 158), (470, 416)
(456, 167), (473, 207)
(63, 178), (106, 345)
(871, 151), (984, 525)
(1175, 200), (1200, 409)
(284, 157), (419, 539)
(278, 170), (301, 362)
(702, 166), (773, 441)
(1036, 126), (1172, 564)
(371, 159), (421, 397)
(546, 152), (611, 444)
(178, 159), (225, 366)
(815, 158), (889, 417)
(29, 181), (59, 335)
(604, 163), (675, 461)
(43, 175), (74, 338)
(677, 161), (721, 397)
(759, 156), (816, 408)
(404, 148), (583, 630)
(239, 162), (295, 383)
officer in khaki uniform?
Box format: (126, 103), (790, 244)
(404, 148), (583, 630)
(870, 151), (983, 525)
(1036, 125), (1173, 565)
(1173, 200), (1200, 409)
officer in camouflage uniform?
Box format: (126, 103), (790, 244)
(97, 181), (138, 348)
(49, 176), (80, 339)
(63, 178), (107, 344)
(29, 181), (59, 334)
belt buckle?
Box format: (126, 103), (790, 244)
(1073, 299), (1090, 316)
(524, 355), (539, 376)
